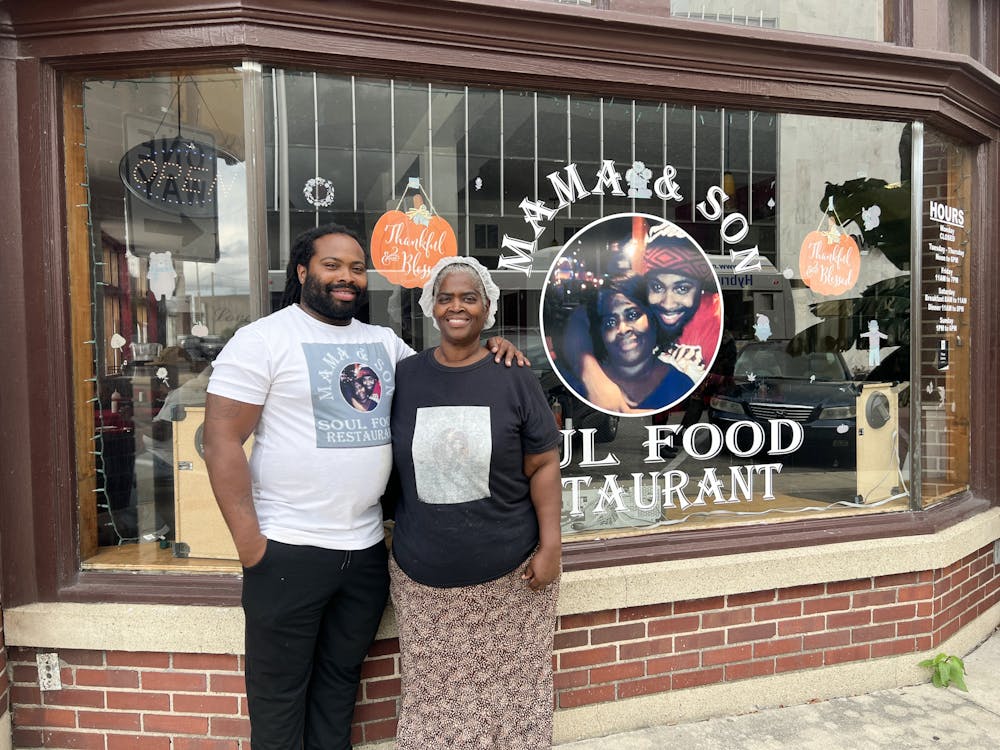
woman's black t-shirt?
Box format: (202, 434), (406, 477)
(390, 348), (561, 588)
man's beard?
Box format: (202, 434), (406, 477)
(301, 272), (366, 322)
(656, 299), (698, 341)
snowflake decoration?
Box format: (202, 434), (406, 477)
(303, 177), (335, 208)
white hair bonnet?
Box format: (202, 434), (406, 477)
(418, 256), (501, 330)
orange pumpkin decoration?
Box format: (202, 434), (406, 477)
(798, 228), (861, 296)
(371, 201), (458, 288)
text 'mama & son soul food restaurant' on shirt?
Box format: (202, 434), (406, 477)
(1, 1), (999, 747)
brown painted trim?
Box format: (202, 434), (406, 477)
(52, 494), (990, 605)
(5, 1), (1000, 139)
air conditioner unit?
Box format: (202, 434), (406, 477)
(173, 407), (251, 560)
(855, 382), (902, 504)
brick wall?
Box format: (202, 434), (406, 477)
(1, 600), (9, 730)
(10, 541), (1000, 748)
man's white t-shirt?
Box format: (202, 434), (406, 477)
(207, 305), (415, 551)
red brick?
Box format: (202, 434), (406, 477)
(590, 623), (645, 645)
(825, 644), (870, 665)
(363, 718), (399, 742)
(617, 675), (670, 699)
(648, 615), (700, 636)
(646, 653), (700, 676)
(559, 685), (615, 708)
(675, 630), (725, 652)
(754, 602), (802, 621)
(13, 729), (44, 748)
(210, 673), (247, 694)
(353, 699), (396, 723)
(74, 668), (139, 689)
(702, 609), (753, 629)
(896, 618), (931, 637)
(803, 631), (851, 650)
(107, 691), (171, 711)
(44, 689), (106, 709)
(778, 616), (825, 636)
(871, 639), (918, 658)
(365, 677), (401, 700)
(107, 652), (171, 668)
(619, 603), (673, 621)
(210, 715), (251, 738)
(827, 610), (872, 629)
(854, 590), (896, 608)
(826, 579), (872, 594)
(109, 735), (171, 750)
(873, 604), (917, 623)
(35, 730), (105, 749)
(898, 584), (934, 602)
(559, 611), (616, 630)
(174, 694), (241, 715)
(553, 669), (589, 690)
(11, 683), (42, 705)
(675, 597), (725, 614)
(142, 671), (208, 692)
(775, 652), (823, 672)
(559, 646), (617, 670)
(360, 657), (395, 679)
(144, 713), (209, 734)
(753, 637), (802, 658)
(702, 645), (751, 666)
(779, 584), (825, 599)
(554, 630), (588, 650)
(350, 723), (363, 745)
(12, 706), (76, 728)
(727, 590), (775, 607)
(78, 710), (141, 731)
(173, 740), (239, 750)
(368, 638), (400, 657)
(803, 596), (851, 615)
(58, 650), (106, 667)
(728, 623), (776, 643)
(586, 662), (642, 687)
(726, 659), (775, 680)
(873, 572), (920, 588)
(852, 624), (895, 643)
(672, 667), (723, 689)
(174, 653), (240, 671)
(620, 636), (673, 660)
(916, 602), (933, 617)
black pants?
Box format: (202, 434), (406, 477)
(242, 539), (390, 750)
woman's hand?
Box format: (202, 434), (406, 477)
(662, 344), (707, 382)
(522, 544), (561, 591)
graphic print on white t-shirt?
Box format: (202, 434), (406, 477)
(302, 342), (394, 448)
(412, 406), (492, 504)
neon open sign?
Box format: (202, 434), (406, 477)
(118, 137), (239, 219)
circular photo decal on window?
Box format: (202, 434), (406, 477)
(340, 363), (382, 413)
(540, 213), (724, 417)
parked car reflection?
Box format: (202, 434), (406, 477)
(708, 341), (860, 467)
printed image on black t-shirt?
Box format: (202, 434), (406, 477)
(412, 405), (492, 504)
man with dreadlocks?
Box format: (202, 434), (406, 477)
(202, 223), (525, 750)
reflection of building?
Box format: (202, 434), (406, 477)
(2, 2), (999, 748)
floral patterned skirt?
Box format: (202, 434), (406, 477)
(389, 554), (559, 750)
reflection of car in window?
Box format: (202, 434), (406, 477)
(708, 341), (859, 467)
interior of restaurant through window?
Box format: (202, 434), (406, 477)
(74, 65), (970, 570)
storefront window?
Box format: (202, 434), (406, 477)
(918, 127), (972, 506)
(75, 65), (973, 570)
(78, 68), (253, 570)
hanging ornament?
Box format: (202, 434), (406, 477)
(191, 323), (209, 337)
(303, 177), (335, 208)
(371, 179), (458, 289)
(798, 198), (860, 296)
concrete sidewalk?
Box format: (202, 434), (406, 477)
(555, 628), (1000, 749)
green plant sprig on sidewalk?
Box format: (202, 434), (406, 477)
(918, 653), (968, 691)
